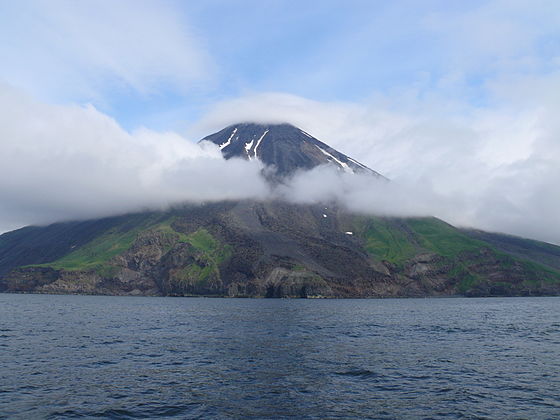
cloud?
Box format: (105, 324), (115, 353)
(0, 85), (450, 236)
(422, 0), (560, 73)
(0, 0), (212, 103)
(277, 165), (449, 219)
(193, 82), (560, 245)
(2, 81), (560, 246)
(1, 0), (560, 246)
(0, 84), (267, 232)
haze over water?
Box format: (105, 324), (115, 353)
(1, 294), (559, 418)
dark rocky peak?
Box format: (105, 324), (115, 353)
(199, 122), (386, 178)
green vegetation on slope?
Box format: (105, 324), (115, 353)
(406, 218), (487, 258)
(352, 216), (489, 290)
(518, 259), (560, 285)
(38, 229), (144, 271)
(30, 214), (170, 273)
(353, 215), (560, 293)
(462, 229), (560, 271)
(151, 219), (190, 253)
(351, 217), (417, 266)
(447, 263), (482, 293)
(176, 228), (232, 286)
(23, 213), (233, 289)
(353, 216), (489, 263)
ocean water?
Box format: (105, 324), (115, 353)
(1, 294), (559, 419)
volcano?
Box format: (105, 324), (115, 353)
(200, 122), (385, 178)
(1, 123), (559, 297)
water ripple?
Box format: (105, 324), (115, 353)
(1, 295), (559, 419)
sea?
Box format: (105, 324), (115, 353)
(1, 294), (559, 419)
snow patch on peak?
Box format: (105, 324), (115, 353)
(219, 128), (238, 150)
(347, 157), (368, 170)
(253, 129), (269, 159)
(244, 137), (255, 160)
(314, 145), (354, 174)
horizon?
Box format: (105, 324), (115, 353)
(1, 0), (560, 245)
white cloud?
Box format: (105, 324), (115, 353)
(193, 83), (560, 245)
(2, 82), (560, 246)
(0, 85), (267, 232)
(278, 165), (447, 219)
(0, 0), (211, 102)
(1, 0), (560, 247)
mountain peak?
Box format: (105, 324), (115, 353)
(199, 122), (385, 178)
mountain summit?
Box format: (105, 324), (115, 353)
(200, 123), (385, 178)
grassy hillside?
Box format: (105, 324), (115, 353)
(27, 214), (168, 273)
(462, 229), (560, 271)
(351, 216), (488, 264)
(351, 215), (560, 295)
(18, 215), (234, 293)
(0, 213), (158, 276)
(2, 203), (560, 297)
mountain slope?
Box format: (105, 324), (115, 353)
(1, 201), (559, 297)
(0, 213), (166, 278)
(1, 122), (559, 297)
(200, 123), (385, 178)
(461, 229), (560, 271)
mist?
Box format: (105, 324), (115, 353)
(278, 166), (450, 219)
(2, 84), (560, 246)
(0, 85), (442, 233)
(1, 1), (559, 246)
(193, 90), (560, 246)
(0, 85), (268, 232)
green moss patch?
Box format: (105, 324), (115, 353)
(406, 218), (487, 258)
(176, 228), (232, 285)
(28, 214), (172, 274)
(352, 217), (417, 266)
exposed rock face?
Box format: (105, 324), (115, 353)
(262, 268), (333, 298)
(2, 267), (60, 292)
(199, 123), (386, 178)
(2, 267), (158, 296)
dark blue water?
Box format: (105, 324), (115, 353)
(1, 295), (559, 419)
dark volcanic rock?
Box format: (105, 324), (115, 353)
(2, 201), (560, 298)
(0, 267), (60, 292)
(199, 122), (386, 178)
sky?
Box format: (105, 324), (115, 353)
(1, 0), (560, 244)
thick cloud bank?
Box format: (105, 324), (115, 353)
(2, 85), (560, 246)
(278, 166), (449, 220)
(194, 89), (560, 246)
(0, 86), (443, 234)
(0, 85), (268, 232)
